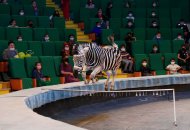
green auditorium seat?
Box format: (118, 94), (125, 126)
(42, 42), (56, 56)
(149, 53), (165, 75)
(80, 8), (97, 21)
(68, 56), (74, 67)
(54, 41), (64, 56)
(25, 16), (38, 27)
(110, 8), (122, 18)
(112, 0), (123, 8)
(164, 53), (178, 67)
(46, 28), (59, 41)
(171, 8), (181, 27)
(53, 56), (62, 76)
(145, 40), (157, 54)
(135, 0), (147, 8)
(119, 28), (132, 40)
(146, 28), (158, 40)
(54, 17), (65, 29)
(159, 40), (172, 53)
(9, 58), (33, 90)
(159, 28), (171, 40)
(33, 28), (46, 41)
(23, 5), (34, 16)
(172, 28), (183, 40)
(11, 15), (25, 27)
(0, 14), (11, 26)
(69, 0), (80, 22)
(134, 28), (146, 40)
(115, 41), (126, 48)
(20, 28), (33, 41)
(44, 7), (55, 16)
(58, 29), (65, 41)
(134, 18), (146, 28)
(39, 56), (60, 85)
(0, 27), (5, 40)
(14, 41), (28, 52)
(28, 41), (42, 56)
(38, 16), (50, 28)
(20, 0), (31, 5)
(10, 5), (23, 15)
(159, 18), (171, 28)
(0, 40), (8, 61)
(65, 29), (77, 41)
(101, 29), (113, 45)
(159, 9), (170, 18)
(6, 28), (19, 40)
(135, 8), (146, 18)
(100, 0), (112, 12)
(172, 40), (184, 53)
(131, 40), (145, 56)
(25, 56), (39, 78)
(109, 18), (121, 40)
(159, 0), (171, 8)
(134, 54), (148, 71)
(0, 4), (10, 14)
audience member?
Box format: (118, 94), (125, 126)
(85, 0), (95, 9)
(140, 59), (152, 76)
(26, 20), (34, 28)
(125, 32), (136, 53)
(19, 9), (25, 16)
(32, 0), (39, 16)
(126, 11), (135, 22)
(174, 33), (184, 41)
(17, 35), (23, 42)
(105, 2), (113, 20)
(153, 32), (162, 45)
(43, 34), (50, 42)
(183, 30), (190, 44)
(150, 20), (159, 28)
(151, 44), (160, 54)
(95, 8), (107, 21)
(60, 57), (79, 83)
(176, 19), (188, 31)
(3, 41), (18, 60)
(107, 34), (118, 48)
(166, 58), (181, 75)
(62, 34), (75, 57)
(92, 22), (102, 42)
(126, 20), (134, 29)
(178, 44), (190, 70)
(150, 10), (158, 18)
(8, 19), (18, 28)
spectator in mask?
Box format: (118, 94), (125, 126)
(17, 35), (23, 42)
(176, 19), (188, 31)
(152, 1), (159, 8)
(166, 58), (181, 75)
(8, 19), (18, 28)
(62, 34), (75, 57)
(19, 9), (25, 16)
(120, 44), (133, 73)
(49, 10), (60, 27)
(150, 20), (159, 28)
(125, 32), (136, 54)
(106, 2), (113, 20)
(92, 22), (102, 40)
(183, 30), (190, 44)
(0, 0), (8, 4)
(140, 59), (152, 76)
(43, 34), (50, 42)
(153, 32), (162, 45)
(95, 8), (107, 21)
(26, 20), (34, 28)
(178, 44), (190, 70)
(174, 33), (184, 41)
(85, 0), (95, 9)
(3, 41), (18, 60)
(151, 44), (160, 54)
(150, 10), (158, 18)
(32, 0), (38, 16)
(126, 20), (134, 29)
(126, 11), (135, 22)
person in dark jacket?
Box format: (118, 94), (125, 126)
(140, 59), (152, 76)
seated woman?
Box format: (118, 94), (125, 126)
(60, 57), (79, 83)
(140, 59), (152, 76)
(166, 58), (181, 75)
(32, 62), (51, 87)
(151, 44), (160, 54)
(3, 41), (18, 60)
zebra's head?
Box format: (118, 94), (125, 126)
(73, 54), (86, 71)
(77, 42), (98, 55)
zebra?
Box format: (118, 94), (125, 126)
(73, 42), (122, 90)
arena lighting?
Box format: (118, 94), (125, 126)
(42, 88), (177, 126)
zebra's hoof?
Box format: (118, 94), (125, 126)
(110, 86), (114, 91)
(105, 87), (108, 91)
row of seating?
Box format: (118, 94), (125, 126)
(134, 53), (178, 75)
(0, 27), (76, 41)
(0, 15), (65, 28)
(7, 0), (45, 6)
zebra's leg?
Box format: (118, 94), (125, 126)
(90, 66), (102, 83)
(105, 70), (111, 91)
(110, 70), (116, 91)
(82, 65), (89, 84)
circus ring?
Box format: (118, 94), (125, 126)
(1, 74), (190, 130)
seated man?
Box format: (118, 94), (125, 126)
(3, 41), (18, 60)
(140, 59), (152, 76)
(166, 58), (181, 75)
(151, 44), (160, 54)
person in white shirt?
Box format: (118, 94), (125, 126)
(166, 58), (181, 74)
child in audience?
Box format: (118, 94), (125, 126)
(32, 62), (51, 87)
(166, 58), (181, 74)
(3, 41), (18, 60)
(60, 57), (79, 83)
(8, 19), (18, 28)
(140, 59), (152, 76)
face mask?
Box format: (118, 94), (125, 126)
(156, 36), (161, 39)
(45, 37), (49, 41)
(153, 23), (157, 27)
(171, 62), (175, 65)
(97, 25), (101, 28)
(10, 48), (15, 51)
(121, 48), (126, 51)
(153, 47), (158, 51)
(70, 37), (74, 41)
(128, 13), (132, 17)
(37, 65), (41, 70)
(178, 36), (182, 39)
(18, 38), (22, 42)
(65, 47), (69, 51)
(142, 62), (147, 66)
(20, 12), (24, 16)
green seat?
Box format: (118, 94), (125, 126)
(58, 29), (65, 41)
(134, 28), (146, 40)
(33, 28), (46, 41)
(134, 18), (146, 28)
(0, 27), (5, 40)
(68, 56), (74, 67)
(11, 15), (25, 27)
(149, 53), (165, 75)
(101, 29), (113, 45)
(39, 56), (60, 85)
(119, 28), (132, 40)
(134, 54), (148, 71)
(0, 14), (11, 26)
(14, 41), (28, 52)
(172, 40), (184, 53)
(146, 28), (158, 40)
(171, 8), (181, 27)
(54, 17), (65, 29)
(0, 4), (10, 14)
(46, 28), (59, 41)
(42, 42), (56, 56)
(69, 0), (80, 22)
(0, 40), (8, 61)
(131, 40), (145, 55)
(159, 18), (171, 28)
(44, 7), (54, 16)
(20, 28), (33, 41)
(55, 41), (64, 56)
(80, 8), (97, 21)
(23, 5), (34, 16)
(135, 8), (146, 18)
(8, 58), (32, 89)
(109, 18), (121, 40)
(159, 9), (170, 18)
(25, 56), (39, 78)
(115, 41), (126, 49)
(110, 8), (122, 18)
(25, 16), (38, 27)
(6, 28), (19, 40)
(38, 16), (50, 28)
(164, 53), (178, 67)
(172, 28), (183, 40)
(145, 40), (157, 54)
(65, 29), (77, 41)
(10, 5), (23, 15)
(89, 18), (100, 31)
(159, 28), (171, 40)
(159, 40), (172, 53)
(53, 56), (62, 76)
(159, 0), (170, 8)
(28, 41), (42, 56)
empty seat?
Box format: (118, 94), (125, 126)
(159, 28), (171, 40)
(0, 14), (11, 26)
(46, 28), (59, 41)
(6, 28), (19, 40)
(146, 28), (158, 40)
(172, 40), (184, 53)
(159, 40), (172, 53)
(54, 17), (65, 29)
(14, 41), (28, 52)
(28, 41), (42, 56)
(134, 28), (146, 40)
(0, 4), (10, 14)
(33, 28), (46, 41)
(120, 28), (132, 40)
(44, 7), (54, 16)
(131, 40), (145, 55)
(20, 28), (33, 41)
(10, 5), (23, 15)
(0, 27), (5, 40)
(101, 29), (113, 45)
(38, 16), (50, 28)
(109, 18), (121, 40)
(53, 56), (62, 76)
(23, 5), (34, 16)
(11, 15), (25, 27)
(42, 42), (56, 56)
